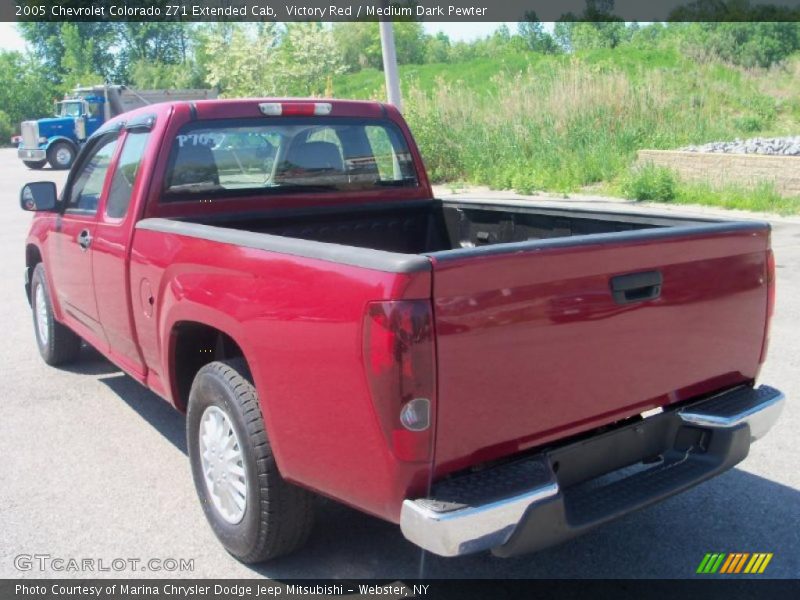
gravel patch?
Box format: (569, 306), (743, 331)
(682, 136), (800, 156)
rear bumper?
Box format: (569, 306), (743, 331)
(400, 385), (784, 557)
(18, 147), (46, 161)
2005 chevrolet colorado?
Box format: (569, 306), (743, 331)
(21, 98), (784, 562)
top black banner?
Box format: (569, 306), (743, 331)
(5, 0), (800, 22)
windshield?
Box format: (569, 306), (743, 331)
(162, 118), (418, 200)
(58, 102), (84, 118)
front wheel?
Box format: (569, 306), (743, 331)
(31, 264), (81, 365)
(23, 160), (46, 170)
(187, 359), (315, 563)
(47, 141), (76, 170)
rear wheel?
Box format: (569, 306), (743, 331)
(31, 264), (81, 365)
(23, 160), (46, 170)
(47, 142), (76, 170)
(187, 359), (315, 563)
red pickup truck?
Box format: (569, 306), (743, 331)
(21, 98), (784, 562)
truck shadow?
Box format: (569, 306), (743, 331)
(97, 371), (187, 455)
(252, 468), (799, 579)
(86, 363), (798, 579)
(59, 344), (123, 376)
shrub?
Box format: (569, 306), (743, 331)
(620, 164), (678, 201)
(733, 115), (765, 132)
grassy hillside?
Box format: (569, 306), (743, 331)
(331, 47), (800, 211)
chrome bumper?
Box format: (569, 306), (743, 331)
(400, 385), (784, 557)
(401, 462), (559, 557)
(678, 385), (784, 441)
(18, 147), (46, 161)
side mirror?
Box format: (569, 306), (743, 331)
(20, 182), (58, 212)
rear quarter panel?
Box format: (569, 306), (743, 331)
(129, 228), (433, 522)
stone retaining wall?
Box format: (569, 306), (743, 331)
(637, 150), (800, 196)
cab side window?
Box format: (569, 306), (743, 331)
(87, 102), (103, 118)
(65, 135), (119, 214)
(106, 131), (150, 219)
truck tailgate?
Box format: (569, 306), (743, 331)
(429, 222), (771, 475)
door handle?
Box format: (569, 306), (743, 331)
(77, 229), (92, 251)
(610, 271), (662, 304)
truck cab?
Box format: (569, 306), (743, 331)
(56, 94), (106, 140)
(17, 93), (102, 171)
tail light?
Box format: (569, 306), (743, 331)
(362, 300), (435, 463)
(259, 102), (332, 116)
(759, 249), (776, 364)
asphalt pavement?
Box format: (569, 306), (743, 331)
(0, 148), (797, 579)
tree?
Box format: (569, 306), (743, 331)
(553, 0), (626, 52)
(115, 23), (193, 82)
(0, 110), (13, 144)
(0, 50), (59, 131)
(18, 22), (117, 87)
(279, 23), (346, 95)
(59, 23), (104, 89)
(203, 24), (282, 97)
(202, 23), (344, 97)
(393, 22), (428, 66)
(332, 23), (381, 71)
(425, 32), (452, 63)
(18, 20), (199, 86)
(332, 22), (428, 71)
(130, 59), (206, 89)
(569, 22), (627, 50)
(518, 14), (560, 54)
(696, 22), (800, 67)
(468, 25), (519, 59)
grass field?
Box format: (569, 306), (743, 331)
(331, 46), (800, 213)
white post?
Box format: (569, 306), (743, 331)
(379, 20), (402, 111)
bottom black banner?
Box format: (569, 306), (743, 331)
(2, 579), (800, 600)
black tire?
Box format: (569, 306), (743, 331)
(187, 358), (314, 563)
(47, 141), (76, 170)
(23, 160), (47, 170)
(31, 263), (81, 365)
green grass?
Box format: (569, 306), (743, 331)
(332, 53), (551, 99)
(330, 46), (800, 211)
(614, 165), (800, 215)
(672, 182), (800, 215)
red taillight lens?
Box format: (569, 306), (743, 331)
(760, 249), (776, 363)
(363, 300), (435, 463)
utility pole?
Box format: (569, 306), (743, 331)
(379, 20), (402, 111)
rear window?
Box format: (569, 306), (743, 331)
(162, 118), (418, 201)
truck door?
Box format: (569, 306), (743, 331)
(85, 99), (105, 137)
(50, 133), (119, 349)
(92, 129), (152, 380)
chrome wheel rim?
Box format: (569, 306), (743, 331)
(56, 147), (72, 166)
(35, 284), (48, 346)
(199, 405), (247, 524)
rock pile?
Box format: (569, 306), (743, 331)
(682, 136), (800, 156)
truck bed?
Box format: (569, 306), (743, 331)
(138, 199), (770, 479)
(176, 198), (712, 255)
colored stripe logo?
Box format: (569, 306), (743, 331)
(697, 553), (773, 574)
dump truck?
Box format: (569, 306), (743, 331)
(17, 85), (216, 170)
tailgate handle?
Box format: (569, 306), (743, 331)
(610, 271), (662, 304)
